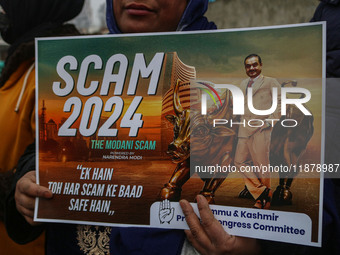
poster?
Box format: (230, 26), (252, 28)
(35, 23), (326, 246)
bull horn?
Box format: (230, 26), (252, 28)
(281, 80), (298, 87)
(173, 79), (184, 116)
(208, 90), (232, 121)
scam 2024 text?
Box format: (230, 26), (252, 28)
(51, 52), (165, 138)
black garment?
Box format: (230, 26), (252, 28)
(0, 0), (84, 87)
(0, 0), (84, 44)
(310, 1), (340, 254)
(311, 0), (340, 78)
(0, 169), (14, 221)
(5, 143), (44, 244)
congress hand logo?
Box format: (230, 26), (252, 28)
(159, 199), (174, 224)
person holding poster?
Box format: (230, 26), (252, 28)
(234, 54), (281, 209)
(11, 1), (336, 255)
(6, 1), (248, 255)
(0, 0), (84, 255)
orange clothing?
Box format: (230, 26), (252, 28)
(0, 59), (44, 255)
(0, 60), (35, 172)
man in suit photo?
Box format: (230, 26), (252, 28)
(235, 54), (281, 209)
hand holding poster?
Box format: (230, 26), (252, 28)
(35, 23), (325, 247)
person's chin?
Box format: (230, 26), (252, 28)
(120, 20), (156, 33)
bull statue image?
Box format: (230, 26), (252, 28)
(270, 80), (314, 205)
(159, 80), (236, 203)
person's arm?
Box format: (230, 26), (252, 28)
(180, 195), (261, 255)
(4, 142), (52, 244)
